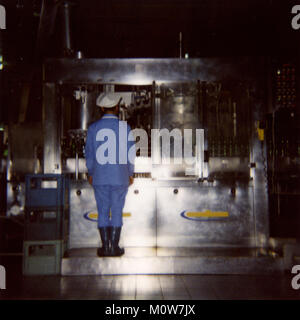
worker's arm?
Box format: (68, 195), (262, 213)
(85, 126), (95, 182)
(127, 124), (135, 185)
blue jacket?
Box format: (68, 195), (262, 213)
(85, 114), (135, 186)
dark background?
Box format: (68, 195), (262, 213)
(1, 0), (300, 122)
(1, 0), (300, 61)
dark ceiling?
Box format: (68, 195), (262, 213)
(0, 0), (299, 124)
(1, 0), (300, 62)
(70, 0), (299, 58)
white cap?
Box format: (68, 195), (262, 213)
(96, 92), (123, 108)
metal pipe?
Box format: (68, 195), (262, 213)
(179, 32), (182, 59)
(75, 151), (79, 180)
(233, 102), (237, 137)
(43, 83), (61, 174)
(61, 1), (73, 57)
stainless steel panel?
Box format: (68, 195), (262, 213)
(156, 185), (255, 247)
(208, 157), (250, 175)
(69, 180), (98, 248)
(43, 83), (61, 174)
(71, 89), (97, 131)
(8, 123), (43, 176)
(44, 58), (257, 84)
(64, 158), (88, 173)
(69, 180), (156, 248)
(252, 136), (269, 248)
(152, 82), (202, 178)
(122, 182), (156, 247)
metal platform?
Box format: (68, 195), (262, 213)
(62, 247), (284, 275)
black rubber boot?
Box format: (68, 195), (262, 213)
(111, 227), (125, 256)
(97, 227), (110, 257)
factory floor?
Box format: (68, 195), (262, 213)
(2, 274), (300, 300)
(0, 257), (299, 300)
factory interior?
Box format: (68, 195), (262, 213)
(0, 0), (300, 300)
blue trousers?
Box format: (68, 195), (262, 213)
(93, 185), (128, 228)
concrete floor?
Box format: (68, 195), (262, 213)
(1, 273), (299, 300)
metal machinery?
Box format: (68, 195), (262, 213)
(4, 56), (288, 275)
(265, 62), (300, 267)
(267, 62), (300, 238)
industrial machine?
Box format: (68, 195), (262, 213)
(39, 58), (263, 249)
(4, 55), (288, 275)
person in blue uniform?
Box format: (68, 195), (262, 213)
(85, 92), (135, 257)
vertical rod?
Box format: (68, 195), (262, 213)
(61, 1), (73, 57)
(75, 151), (79, 180)
(179, 32), (182, 59)
(43, 83), (61, 173)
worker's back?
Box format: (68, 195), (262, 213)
(85, 114), (134, 186)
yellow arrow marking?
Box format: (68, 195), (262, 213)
(88, 212), (131, 219)
(186, 210), (229, 218)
